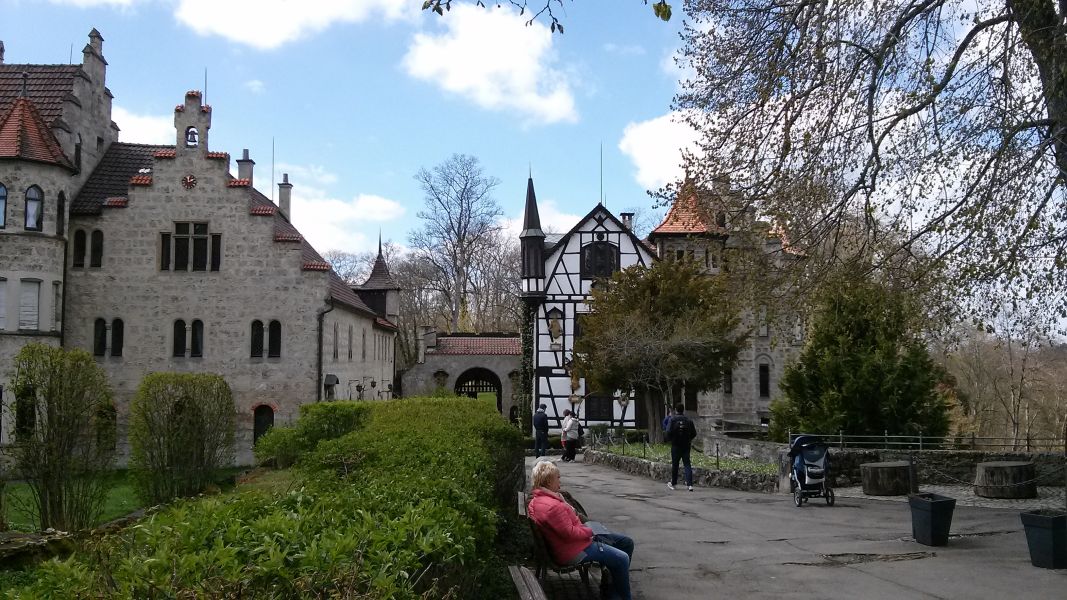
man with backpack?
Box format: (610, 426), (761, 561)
(665, 403), (698, 491)
(533, 404), (549, 458)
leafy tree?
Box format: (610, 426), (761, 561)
(129, 373), (235, 504)
(675, 0), (1067, 322)
(770, 274), (950, 441)
(573, 258), (748, 439)
(409, 153), (505, 333)
(3, 343), (116, 531)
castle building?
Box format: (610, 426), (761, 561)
(0, 31), (398, 464)
(520, 177), (803, 435)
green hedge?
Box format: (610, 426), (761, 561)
(253, 401), (371, 468)
(10, 397), (523, 599)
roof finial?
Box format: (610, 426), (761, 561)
(20, 71), (28, 97)
(529, 163), (532, 179)
(378, 230), (383, 256)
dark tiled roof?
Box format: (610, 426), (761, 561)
(72, 142), (168, 214)
(0, 96), (73, 168)
(0, 65), (83, 125)
(362, 253), (400, 290)
(427, 335), (521, 356)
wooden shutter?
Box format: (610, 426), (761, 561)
(19, 280), (40, 330)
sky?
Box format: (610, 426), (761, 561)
(1, 0), (699, 255)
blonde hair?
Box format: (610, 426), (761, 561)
(531, 459), (560, 489)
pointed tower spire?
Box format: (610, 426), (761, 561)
(377, 230), (383, 256)
(520, 175), (546, 295)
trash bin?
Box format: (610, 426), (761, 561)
(909, 493), (956, 546)
(1020, 510), (1067, 569)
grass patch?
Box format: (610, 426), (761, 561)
(600, 443), (778, 475)
(3, 471), (141, 532)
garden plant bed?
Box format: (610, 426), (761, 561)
(585, 447), (779, 493)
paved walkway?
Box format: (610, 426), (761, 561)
(525, 455), (1066, 600)
(835, 485), (1067, 512)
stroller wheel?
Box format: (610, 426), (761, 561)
(825, 488), (835, 506)
(793, 488), (803, 507)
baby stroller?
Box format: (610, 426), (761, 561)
(788, 434), (835, 507)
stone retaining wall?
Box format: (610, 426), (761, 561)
(584, 449), (778, 493)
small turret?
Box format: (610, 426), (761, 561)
(520, 176), (545, 296)
(174, 90), (211, 156)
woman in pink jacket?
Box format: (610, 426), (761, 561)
(527, 460), (635, 600)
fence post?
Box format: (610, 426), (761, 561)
(908, 453), (916, 494)
(716, 443), (721, 470)
(839, 430), (843, 449)
(919, 429), (923, 451)
(884, 429), (888, 449)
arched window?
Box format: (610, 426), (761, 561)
(191, 319), (204, 357)
(173, 320), (186, 357)
(250, 320), (264, 357)
(111, 319), (123, 357)
(73, 230), (86, 268)
(253, 405), (275, 445)
(56, 192), (65, 235)
(93, 318), (107, 356)
(25, 185), (43, 231)
(90, 230), (103, 267)
(581, 241), (619, 279)
(268, 320), (281, 358)
(0, 183), (7, 228)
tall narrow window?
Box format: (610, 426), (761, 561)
(163, 223), (220, 271)
(210, 234), (222, 271)
(89, 230), (104, 267)
(348, 325), (353, 361)
(73, 230), (86, 267)
(757, 306), (768, 337)
(93, 318), (107, 356)
(723, 369), (733, 394)
(56, 192), (65, 235)
(0, 278), (6, 330)
(268, 320), (281, 358)
(174, 223), (190, 270)
(25, 186), (43, 231)
(160, 233), (171, 270)
(111, 319), (124, 357)
(191, 320), (204, 357)
(173, 320), (186, 357)
(19, 280), (40, 330)
(16, 388), (36, 440)
(332, 322), (339, 360)
(362, 329), (367, 360)
(0, 183), (7, 228)
(192, 223), (208, 271)
(759, 364), (770, 398)
(250, 320), (264, 357)
(53, 282), (61, 331)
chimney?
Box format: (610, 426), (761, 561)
(620, 212), (634, 231)
(1, 41), (5, 65)
(81, 29), (107, 86)
(278, 172), (292, 217)
(416, 325), (435, 364)
(237, 149), (254, 185)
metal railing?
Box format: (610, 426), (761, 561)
(789, 431), (1066, 452)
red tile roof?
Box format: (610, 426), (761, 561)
(250, 205), (276, 216)
(228, 178), (251, 187)
(650, 187), (723, 237)
(0, 96), (74, 168)
(206, 151), (228, 160)
(128, 174), (152, 186)
(0, 64), (83, 126)
(154, 149), (176, 159)
(102, 197), (128, 208)
(427, 335), (521, 356)
(73, 143), (169, 215)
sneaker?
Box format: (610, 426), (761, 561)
(687, 485), (694, 492)
(666, 482), (675, 491)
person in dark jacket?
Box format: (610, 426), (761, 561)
(665, 403), (697, 491)
(533, 404), (550, 457)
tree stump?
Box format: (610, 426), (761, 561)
(974, 461), (1037, 499)
(861, 461), (917, 496)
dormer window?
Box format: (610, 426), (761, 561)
(185, 126), (199, 147)
(581, 241), (619, 279)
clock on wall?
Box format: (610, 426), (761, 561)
(181, 174), (198, 189)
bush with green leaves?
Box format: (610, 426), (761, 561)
(253, 401), (371, 467)
(129, 373), (235, 504)
(2, 343), (116, 532)
(10, 397), (523, 599)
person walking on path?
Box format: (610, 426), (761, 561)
(561, 409), (580, 462)
(528, 460), (635, 600)
(533, 404), (550, 457)
(665, 403), (697, 491)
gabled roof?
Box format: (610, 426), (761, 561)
(549, 202), (656, 262)
(0, 96), (74, 169)
(72, 142), (166, 214)
(649, 185), (726, 238)
(362, 237), (400, 290)
(0, 65), (84, 125)
(426, 335), (521, 356)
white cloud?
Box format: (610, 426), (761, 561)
(276, 165), (405, 254)
(173, 0), (415, 50)
(244, 79), (265, 94)
(47, 0), (137, 6)
(402, 4), (577, 125)
(112, 106), (174, 144)
(502, 197), (583, 239)
(603, 42), (645, 56)
(618, 111), (701, 191)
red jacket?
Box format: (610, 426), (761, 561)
(527, 488), (593, 564)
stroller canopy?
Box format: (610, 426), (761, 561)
(788, 434), (825, 457)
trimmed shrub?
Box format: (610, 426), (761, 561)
(251, 425), (301, 468)
(129, 373), (235, 504)
(253, 401), (371, 467)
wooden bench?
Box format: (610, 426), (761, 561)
(518, 490), (596, 585)
(509, 565), (548, 600)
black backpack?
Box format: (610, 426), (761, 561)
(673, 416), (696, 442)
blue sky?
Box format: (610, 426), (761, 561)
(2, 0), (698, 254)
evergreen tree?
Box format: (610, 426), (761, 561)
(771, 275), (950, 441)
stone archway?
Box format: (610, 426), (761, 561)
(455, 367), (503, 412)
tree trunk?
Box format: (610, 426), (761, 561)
(1010, 0), (1067, 178)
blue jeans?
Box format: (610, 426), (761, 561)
(671, 444), (692, 486)
(534, 431), (549, 457)
(579, 532), (634, 600)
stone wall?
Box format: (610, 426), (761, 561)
(703, 434), (785, 464)
(584, 449), (778, 493)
